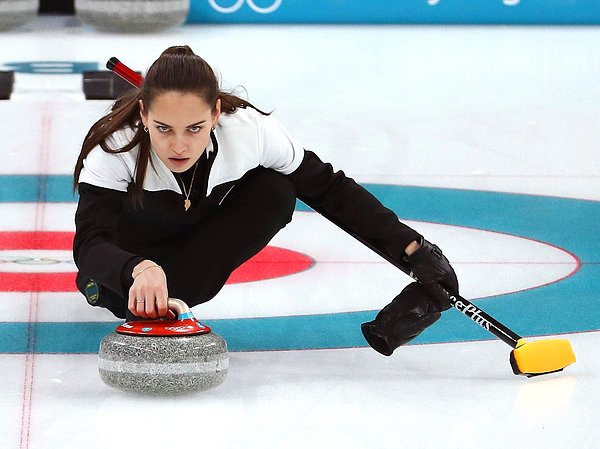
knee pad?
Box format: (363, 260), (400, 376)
(361, 282), (442, 356)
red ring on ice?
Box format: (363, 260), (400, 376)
(0, 232), (314, 292)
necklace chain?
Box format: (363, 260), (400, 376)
(178, 161), (199, 211)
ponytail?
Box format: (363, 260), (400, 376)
(73, 45), (268, 206)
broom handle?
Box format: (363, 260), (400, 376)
(107, 57), (522, 349)
(106, 57), (143, 88)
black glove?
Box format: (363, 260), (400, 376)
(361, 282), (442, 356)
(404, 237), (458, 310)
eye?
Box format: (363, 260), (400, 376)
(188, 125), (203, 133)
(156, 125), (170, 133)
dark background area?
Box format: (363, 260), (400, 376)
(39, 0), (75, 14)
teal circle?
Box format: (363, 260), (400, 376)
(1, 182), (598, 354)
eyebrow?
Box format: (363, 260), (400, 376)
(153, 119), (207, 128)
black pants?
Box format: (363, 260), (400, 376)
(81, 168), (297, 319)
(159, 168), (296, 306)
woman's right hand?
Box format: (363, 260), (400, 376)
(403, 238), (459, 311)
(128, 260), (169, 318)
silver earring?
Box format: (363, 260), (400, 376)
(211, 126), (216, 131)
(143, 126), (148, 132)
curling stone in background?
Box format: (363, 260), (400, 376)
(0, 0), (37, 31)
(99, 298), (228, 395)
(75, 0), (190, 33)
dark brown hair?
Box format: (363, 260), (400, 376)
(73, 45), (268, 203)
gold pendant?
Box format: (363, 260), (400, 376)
(184, 199), (191, 211)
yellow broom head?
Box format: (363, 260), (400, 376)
(510, 338), (576, 377)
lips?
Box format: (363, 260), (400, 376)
(168, 158), (191, 171)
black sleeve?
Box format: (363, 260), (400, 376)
(286, 150), (422, 262)
(73, 183), (145, 298)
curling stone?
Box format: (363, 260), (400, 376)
(75, 0), (190, 33)
(0, 0), (37, 31)
(98, 298), (228, 395)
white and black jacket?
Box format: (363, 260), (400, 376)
(73, 107), (421, 298)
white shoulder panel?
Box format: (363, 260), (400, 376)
(78, 129), (137, 192)
(207, 109), (304, 195)
(257, 112), (304, 175)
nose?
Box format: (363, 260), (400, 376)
(171, 135), (188, 154)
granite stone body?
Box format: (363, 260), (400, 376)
(98, 331), (228, 395)
(76, 0), (190, 33)
(0, 0), (37, 31)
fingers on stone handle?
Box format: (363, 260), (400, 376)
(157, 295), (169, 316)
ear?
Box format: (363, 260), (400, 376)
(139, 99), (148, 128)
(212, 98), (221, 127)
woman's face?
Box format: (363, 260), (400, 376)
(140, 91), (220, 173)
